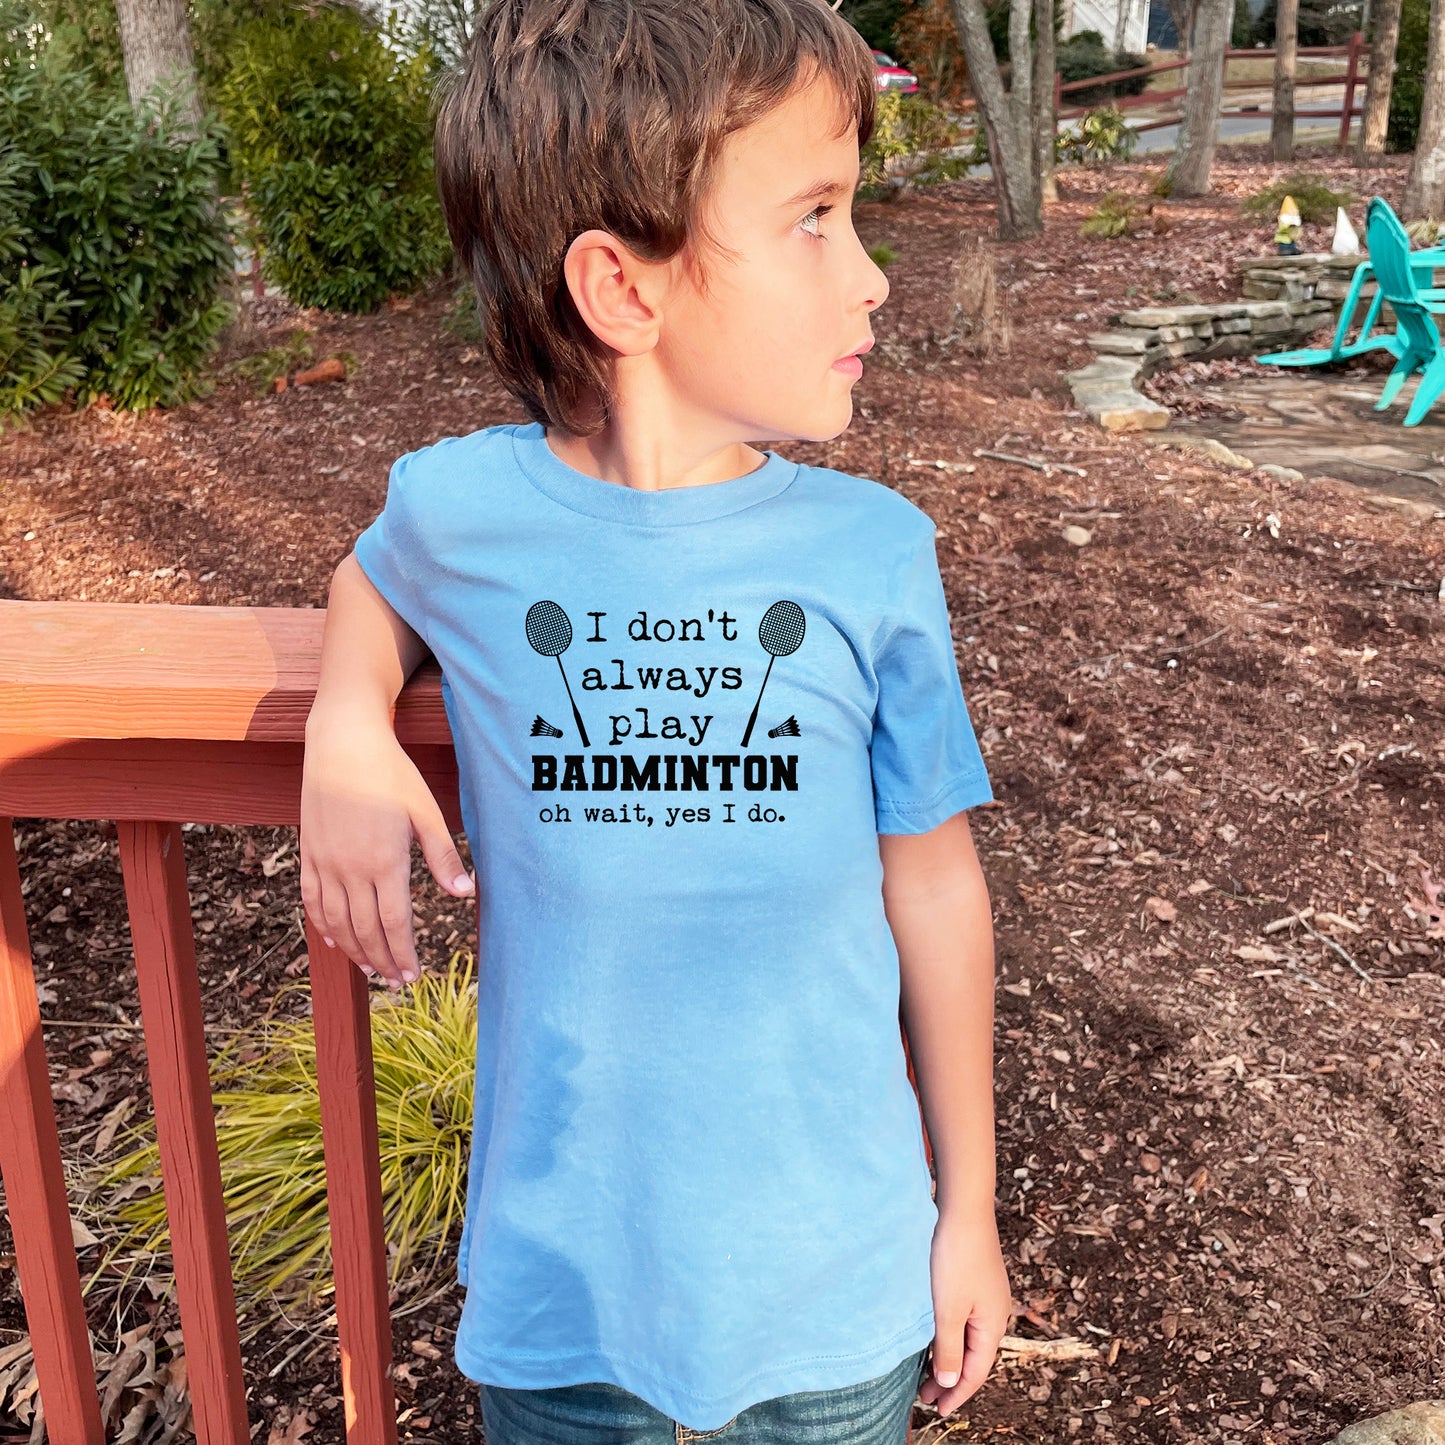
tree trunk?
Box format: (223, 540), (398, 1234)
(1114, 0), (1132, 52)
(114, 0), (204, 138)
(1271, 0), (1299, 161)
(1167, 0), (1231, 196)
(1358, 0), (1403, 157)
(1007, 0), (1033, 161)
(1167, 0), (1198, 56)
(1403, 0), (1445, 217)
(948, 0), (1042, 238)
(1033, 0), (1058, 203)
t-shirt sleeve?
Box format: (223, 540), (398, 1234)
(870, 523), (994, 834)
(351, 449), (435, 651)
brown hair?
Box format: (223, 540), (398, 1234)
(433, 0), (877, 436)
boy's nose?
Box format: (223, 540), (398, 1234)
(864, 255), (890, 311)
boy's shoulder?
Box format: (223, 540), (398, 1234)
(390, 422), (516, 482)
(788, 458), (938, 544)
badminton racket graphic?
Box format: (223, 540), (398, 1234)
(740, 600), (805, 748)
(526, 600), (590, 747)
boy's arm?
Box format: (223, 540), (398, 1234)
(309, 551), (431, 723)
(881, 811), (1010, 1411)
(880, 810), (997, 1220)
(300, 553), (474, 987)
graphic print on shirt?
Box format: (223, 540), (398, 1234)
(524, 600), (592, 746)
(526, 599), (805, 829)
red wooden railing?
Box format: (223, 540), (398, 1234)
(1053, 31), (1366, 143)
(0, 598), (935, 1444)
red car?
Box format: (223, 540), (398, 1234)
(871, 49), (919, 94)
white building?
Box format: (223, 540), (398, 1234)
(1060, 0), (1152, 53)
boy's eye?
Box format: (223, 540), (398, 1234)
(799, 203), (832, 238)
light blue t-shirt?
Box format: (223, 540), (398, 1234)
(351, 420), (993, 1430)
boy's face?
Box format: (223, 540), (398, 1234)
(658, 70), (889, 447)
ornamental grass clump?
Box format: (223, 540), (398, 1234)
(74, 948), (477, 1317)
(1241, 174), (1355, 225)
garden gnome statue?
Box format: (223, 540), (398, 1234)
(1331, 206), (1360, 255)
(1275, 195), (1302, 255)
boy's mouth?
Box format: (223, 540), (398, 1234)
(831, 335), (873, 377)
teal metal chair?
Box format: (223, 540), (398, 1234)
(1258, 201), (1445, 369)
(1363, 196), (1445, 426)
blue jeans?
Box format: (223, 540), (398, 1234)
(478, 1347), (930, 1445)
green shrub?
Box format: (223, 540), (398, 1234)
(1057, 105), (1139, 165)
(1056, 32), (1149, 106)
(221, 326), (316, 395)
(1081, 191), (1145, 238)
(1252, 0), (1365, 46)
(1231, 0), (1254, 47)
(1240, 173), (1355, 224)
(1387, 0), (1429, 151)
(1404, 217), (1445, 245)
(0, 47), (233, 427)
(859, 92), (972, 199)
(0, 139), (84, 420)
(217, 6), (451, 313)
(868, 242), (901, 268)
(986, 0), (1066, 59)
(443, 282), (487, 343)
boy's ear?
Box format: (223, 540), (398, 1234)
(562, 229), (666, 357)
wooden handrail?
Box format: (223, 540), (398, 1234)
(0, 598), (935, 1444)
(0, 600), (464, 1445)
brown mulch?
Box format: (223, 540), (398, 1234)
(1, 142), (1442, 1445)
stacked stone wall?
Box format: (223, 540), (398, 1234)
(1066, 252), (1370, 433)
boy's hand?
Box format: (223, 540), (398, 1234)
(920, 1202), (1012, 1416)
(300, 708), (474, 988)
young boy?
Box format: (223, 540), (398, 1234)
(299, 0), (1011, 1440)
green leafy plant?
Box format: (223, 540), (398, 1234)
(0, 42), (234, 427)
(1387, 0), (1430, 150)
(222, 326), (315, 393)
(77, 950), (479, 1317)
(1080, 191), (1145, 239)
(1149, 169), (1174, 199)
(1056, 32), (1149, 106)
(218, 5), (451, 313)
(868, 242), (901, 268)
(443, 281), (487, 342)
(859, 91), (973, 200)
(0, 140), (86, 423)
(1240, 173), (1355, 225)
(1057, 105), (1139, 165)
(1405, 217), (1445, 246)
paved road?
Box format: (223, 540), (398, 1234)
(1133, 113), (1356, 151)
(948, 110), (1356, 181)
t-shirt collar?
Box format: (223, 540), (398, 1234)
(511, 421), (799, 525)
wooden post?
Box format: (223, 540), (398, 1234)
(0, 820), (106, 1445)
(307, 910), (400, 1445)
(118, 819), (252, 1445)
(1339, 29), (1363, 147)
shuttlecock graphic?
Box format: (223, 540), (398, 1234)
(530, 714), (564, 738)
(768, 716), (801, 738)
